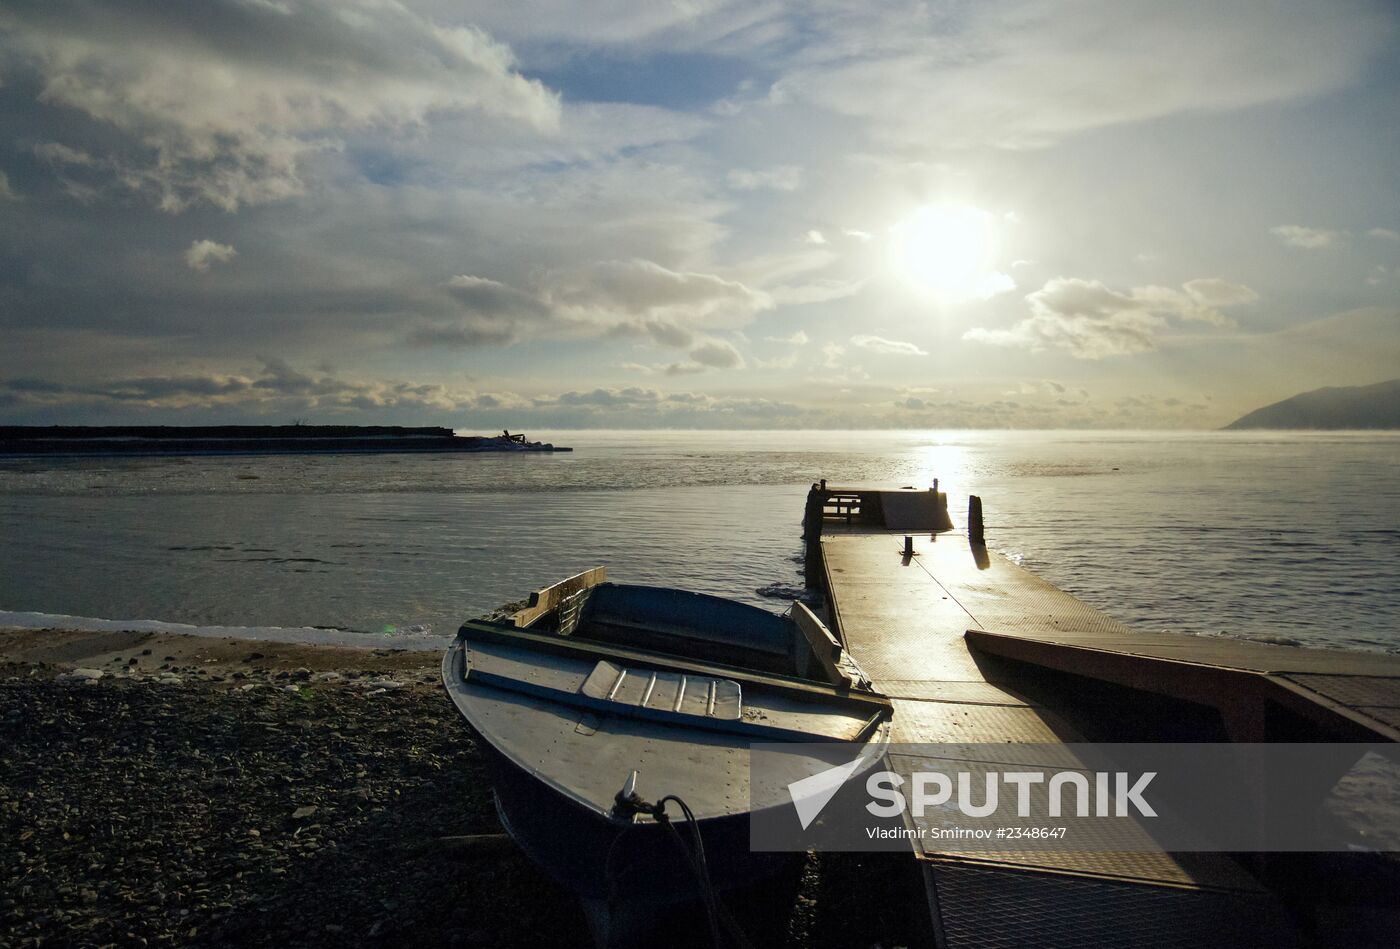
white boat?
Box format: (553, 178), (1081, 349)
(441, 567), (891, 946)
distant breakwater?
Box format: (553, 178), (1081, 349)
(0, 425), (568, 455)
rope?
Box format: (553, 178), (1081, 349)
(607, 790), (757, 949)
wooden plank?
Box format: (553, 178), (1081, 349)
(791, 600), (851, 686)
(906, 532), (1138, 640)
(510, 566), (606, 628)
(820, 534), (987, 682)
(888, 698), (1077, 744)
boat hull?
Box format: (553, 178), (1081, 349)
(478, 734), (803, 946)
(441, 581), (892, 947)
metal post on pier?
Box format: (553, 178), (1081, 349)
(803, 482), (824, 588)
(968, 495), (985, 546)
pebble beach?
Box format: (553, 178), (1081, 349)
(0, 628), (594, 947)
(0, 628), (913, 948)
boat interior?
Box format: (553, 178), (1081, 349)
(449, 569), (892, 745)
(515, 575), (869, 690)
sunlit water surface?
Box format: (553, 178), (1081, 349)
(0, 430), (1396, 653)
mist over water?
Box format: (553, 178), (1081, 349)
(1, 430), (1396, 654)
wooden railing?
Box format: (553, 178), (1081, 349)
(510, 566), (607, 628)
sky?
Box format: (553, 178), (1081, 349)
(1, 0), (1398, 429)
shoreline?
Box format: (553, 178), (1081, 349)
(0, 627), (445, 677)
(0, 614), (448, 651)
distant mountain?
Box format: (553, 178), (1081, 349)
(1224, 379), (1400, 430)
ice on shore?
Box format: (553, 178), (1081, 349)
(0, 609), (445, 650)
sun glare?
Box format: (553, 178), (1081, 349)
(893, 204), (1006, 301)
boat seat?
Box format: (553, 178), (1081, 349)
(580, 660), (742, 721)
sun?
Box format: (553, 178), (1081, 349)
(893, 204), (1006, 301)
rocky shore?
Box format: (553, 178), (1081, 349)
(1, 629), (591, 947)
(1, 629), (914, 948)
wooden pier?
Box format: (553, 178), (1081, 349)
(806, 482), (1400, 948)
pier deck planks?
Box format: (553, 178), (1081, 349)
(817, 525), (1348, 947)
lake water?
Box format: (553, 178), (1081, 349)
(1, 430), (1396, 654)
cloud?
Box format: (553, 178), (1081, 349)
(544, 258), (772, 330)
(804, 230), (827, 245)
(1270, 225), (1345, 249)
(768, 278), (865, 307)
(754, 353), (798, 369)
(551, 386), (662, 407)
(399, 260), (770, 351)
(1179, 277), (1259, 312)
(1008, 379), (1079, 400)
(850, 334), (928, 356)
(426, 1), (784, 52)
(765, 330), (809, 345)
(0, 361), (829, 425)
(183, 239), (237, 272)
(0, 359), (470, 413)
(662, 361), (708, 376)
(640, 319), (697, 348)
(526, 383), (811, 423)
(32, 142), (97, 168)
(0, 171), (15, 201)
(820, 341), (845, 369)
(688, 338), (745, 369)
(3, 1), (1393, 430)
(5, 147), (771, 367)
(406, 275), (554, 348)
(624, 336), (746, 375)
(720, 247), (862, 308)
(1367, 228), (1400, 241)
(770, 0), (1393, 149)
(727, 165), (803, 191)
(4, 0), (559, 211)
(0, 358), (1248, 430)
(443, 275), (552, 321)
(968, 271), (1018, 300)
(964, 276), (1258, 358)
(405, 323), (517, 348)
(516, 384), (815, 426)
